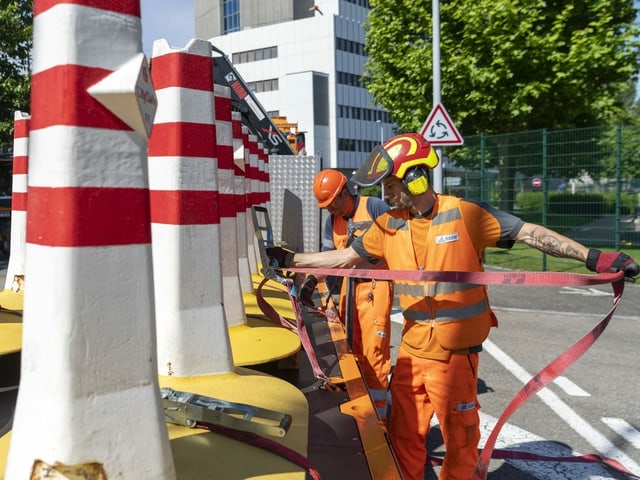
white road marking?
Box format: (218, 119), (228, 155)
(429, 412), (622, 479)
(483, 339), (640, 475)
(602, 418), (640, 449)
(559, 286), (612, 297)
(553, 376), (590, 397)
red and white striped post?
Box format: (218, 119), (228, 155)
(259, 143), (271, 211)
(214, 84), (246, 326)
(149, 38), (233, 376)
(5, 1), (174, 478)
(4, 112), (29, 291)
(243, 128), (259, 276)
(232, 112), (252, 293)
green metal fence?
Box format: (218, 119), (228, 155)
(444, 125), (640, 268)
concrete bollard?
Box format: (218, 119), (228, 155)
(259, 143), (271, 212)
(214, 84), (246, 328)
(231, 112), (252, 294)
(149, 38), (233, 377)
(0, 112), (31, 310)
(4, 1), (175, 478)
(243, 128), (259, 276)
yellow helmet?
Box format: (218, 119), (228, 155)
(384, 133), (439, 179)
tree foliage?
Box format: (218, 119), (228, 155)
(364, 0), (640, 135)
(0, 0), (32, 147)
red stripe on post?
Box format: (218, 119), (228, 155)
(12, 156), (28, 175)
(30, 65), (132, 131)
(148, 122), (216, 158)
(149, 190), (220, 225)
(151, 53), (213, 91)
(14, 119), (29, 138)
(218, 193), (236, 218)
(12, 193), (27, 212)
(214, 95), (232, 121)
(34, 0), (140, 16)
(216, 144), (234, 170)
(27, 186), (151, 246)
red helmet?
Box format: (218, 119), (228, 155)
(313, 169), (348, 208)
(383, 133), (439, 180)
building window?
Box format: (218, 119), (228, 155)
(336, 37), (366, 57)
(247, 78), (279, 93)
(232, 46), (278, 65)
(223, 0), (240, 34)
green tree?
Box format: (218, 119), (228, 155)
(364, 0), (640, 135)
(0, 0), (32, 147)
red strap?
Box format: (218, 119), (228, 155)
(472, 276), (626, 479)
(195, 421), (322, 480)
(287, 267), (621, 287)
(256, 276), (337, 383)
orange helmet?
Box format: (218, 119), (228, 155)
(383, 133), (439, 180)
(313, 169), (348, 208)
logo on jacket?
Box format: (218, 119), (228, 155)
(435, 232), (459, 244)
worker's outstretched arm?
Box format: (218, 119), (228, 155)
(267, 246), (365, 270)
(516, 222), (639, 280)
(515, 222), (589, 261)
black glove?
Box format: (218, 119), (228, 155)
(586, 249), (640, 281)
(265, 246), (295, 269)
(299, 275), (318, 304)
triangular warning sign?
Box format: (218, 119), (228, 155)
(419, 103), (463, 146)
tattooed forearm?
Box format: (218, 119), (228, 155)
(520, 225), (587, 261)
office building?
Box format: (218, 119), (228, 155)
(195, 0), (393, 169)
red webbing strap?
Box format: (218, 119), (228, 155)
(195, 421), (322, 480)
(256, 276), (334, 383)
(256, 276), (296, 330)
(287, 267), (621, 287)
(471, 276), (626, 479)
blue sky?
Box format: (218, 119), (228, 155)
(140, 0), (195, 56)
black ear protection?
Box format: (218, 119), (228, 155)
(403, 166), (431, 196)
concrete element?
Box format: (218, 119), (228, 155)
(149, 38), (233, 377)
(3, 112), (29, 291)
(231, 112), (253, 293)
(4, 1), (175, 478)
(214, 84), (246, 327)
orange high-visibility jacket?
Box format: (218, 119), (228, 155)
(358, 195), (521, 360)
(331, 196), (377, 248)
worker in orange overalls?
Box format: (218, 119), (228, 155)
(299, 169), (394, 418)
(268, 133), (639, 480)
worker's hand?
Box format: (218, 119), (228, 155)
(586, 249), (640, 281)
(265, 246), (295, 269)
(299, 275), (318, 305)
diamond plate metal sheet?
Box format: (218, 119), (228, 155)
(269, 155), (321, 253)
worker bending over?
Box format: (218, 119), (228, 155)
(301, 169), (393, 419)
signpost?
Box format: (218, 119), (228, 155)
(419, 103), (464, 146)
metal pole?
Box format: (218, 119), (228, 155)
(376, 119), (383, 144)
(432, 0), (443, 193)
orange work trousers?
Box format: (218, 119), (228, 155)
(389, 347), (480, 480)
(340, 278), (393, 414)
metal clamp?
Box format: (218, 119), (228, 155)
(161, 387), (292, 437)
